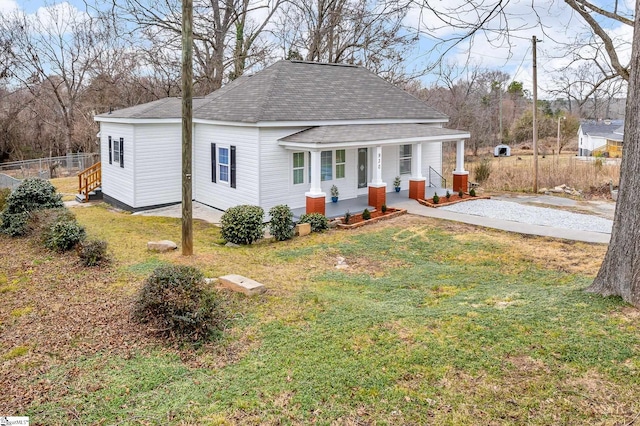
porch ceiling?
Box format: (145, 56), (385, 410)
(278, 123), (470, 149)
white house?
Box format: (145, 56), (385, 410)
(94, 60), (470, 215)
(577, 120), (624, 156)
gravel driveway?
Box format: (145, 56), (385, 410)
(440, 199), (613, 234)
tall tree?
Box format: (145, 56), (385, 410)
(587, 1), (640, 305)
(417, 0), (640, 306)
(0, 3), (112, 154)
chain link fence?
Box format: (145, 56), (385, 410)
(0, 153), (100, 181)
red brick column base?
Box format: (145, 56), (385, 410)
(306, 195), (326, 215)
(368, 185), (387, 211)
(453, 172), (469, 193)
(409, 179), (426, 200)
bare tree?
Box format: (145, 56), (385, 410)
(277, 0), (416, 83)
(119, 0), (282, 94)
(0, 4), (112, 155)
(416, 0), (640, 306)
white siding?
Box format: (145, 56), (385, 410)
(100, 122), (135, 207)
(193, 124), (260, 210)
(258, 127), (308, 210)
(422, 142), (443, 187)
(258, 128), (362, 210)
(134, 124), (182, 207)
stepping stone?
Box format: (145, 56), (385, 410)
(219, 274), (266, 296)
(147, 240), (178, 252)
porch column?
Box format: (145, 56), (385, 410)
(368, 145), (386, 210)
(453, 139), (469, 193)
(409, 142), (426, 200)
(306, 150), (326, 215)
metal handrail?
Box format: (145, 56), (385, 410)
(428, 166), (446, 189)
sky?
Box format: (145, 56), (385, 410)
(2, 0), (634, 97)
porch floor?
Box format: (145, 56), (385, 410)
(292, 187), (445, 220)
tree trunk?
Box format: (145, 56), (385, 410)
(587, 1), (640, 306)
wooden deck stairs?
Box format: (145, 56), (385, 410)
(76, 162), (102, 202)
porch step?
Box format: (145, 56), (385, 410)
(76, 187), (103, 203)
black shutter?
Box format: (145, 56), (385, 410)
(230, 145), (236, 188)
(119, 138), (124, 168)
(108, 136), (112, 164)
(211, 143), (216, 182)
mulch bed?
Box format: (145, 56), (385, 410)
(336, 207), (407, 229)
(418, 193), (491, 208)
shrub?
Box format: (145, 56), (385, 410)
(432, 194), (440, 204)
(221, 205), (265, 245)
(299, 213), (329, 232)
(133, 265), (225, 341)
(0, 187), (10, 211)
(458, 189), (464, 197)
(474, 159), (492, 183)
(269, 204), (294, 241)
(445, 190), (451, 199)
(78, 239), (109, 266)
(381, 204), (387, 213)
(343, 211), (351, 225)
(470, 188), (477, 197)
(0, 178), (63, 236)
(362, 208), (371, 220)
(44, 218), (86, 252)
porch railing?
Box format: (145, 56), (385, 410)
(78, 162), (101, 201)
(428, 166), (446, 189)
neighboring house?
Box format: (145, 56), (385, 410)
(94, 60), (470, 215)
(577, 120), (624, 157)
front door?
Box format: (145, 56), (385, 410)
(358, 148), (368, 189)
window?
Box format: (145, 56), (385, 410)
(321, 151), (332, 181)
(219, 147), (229, 183)
(399, 144), (412, 175)
(293, 152), (305, 184)
(335, 149), (345, 179)
(113, 137), (120, 164)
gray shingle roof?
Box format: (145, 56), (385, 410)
(279, 124), (469, 144)
(97, 61), (448, 123)
(580, 121), (625, 139)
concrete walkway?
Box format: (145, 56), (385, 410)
(392, 199), (611, 244)
(131, 196), (613, 244)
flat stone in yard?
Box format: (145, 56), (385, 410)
(295, 222), (311, 236)
(147, 240), (178, 252)
(219, 274), (266, 296)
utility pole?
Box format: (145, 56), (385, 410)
(532, 35), (539, 193)
(499, 82), (503, 144)
(181, 0), (193, 255)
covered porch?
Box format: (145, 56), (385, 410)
(279, 123), (471, 216)
(291, 187), (446, 220)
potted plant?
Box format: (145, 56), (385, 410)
(393, 176), (401, 192)
(330, 185), (339, 202)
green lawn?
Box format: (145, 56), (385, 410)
(1, 204), (637, 425)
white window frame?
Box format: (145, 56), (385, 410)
(293, 152), (305, 185)
(113, 138), (120, 164)
(399, 144), (412, 175)
(218, 146), (230, 184)
(321, 150), (333, 181)
(335, 149), (346, 179)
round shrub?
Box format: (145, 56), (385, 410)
(78, 239), (109, 266)
(133, 265), (225, 341)
(0, 178), (63, 236)
(299, 213), (329, 232)
(362, 208), (371, 220)
(269, 204), (294, 241)
(44, 218), (86, 252)
(432, 194), (440, 204)
(470, 188), (477, 197)
(221, 205), (265, 245)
